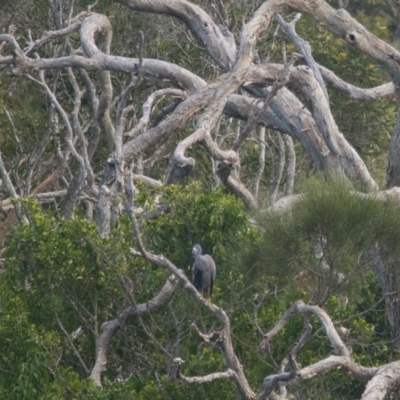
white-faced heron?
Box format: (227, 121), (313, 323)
(192, 244), (216, 297)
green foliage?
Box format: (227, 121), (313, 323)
(0, 187), (259, 398)
(137, 182), (256, 301)
(140, 182), (251, 252)
(0, 200), (143, 398)
(249, 178), (400, 300)
(0, 179), (393, 398)
(0, 181), (396, 399)
(239, 177), (398, 396)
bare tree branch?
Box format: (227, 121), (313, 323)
(55, 313), (90, 375)
(0, 152), (28, 223)
(126, 170), (256, 399)
(90, 274), (178, 386)
(125, 88), (185, 138)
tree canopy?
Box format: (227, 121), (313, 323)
(1, 0), (400, 399)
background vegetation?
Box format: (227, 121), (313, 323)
(1, 0), (400, 399)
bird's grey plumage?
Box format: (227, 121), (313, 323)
(192, 244), (216, 296)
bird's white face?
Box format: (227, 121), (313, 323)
(192, 246), (200, 254)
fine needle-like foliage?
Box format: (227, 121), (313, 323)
(249, 178), (400, 304)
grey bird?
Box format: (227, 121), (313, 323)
(192, 244), (216, 297)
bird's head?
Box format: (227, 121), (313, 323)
(192, 244), (202, 255)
